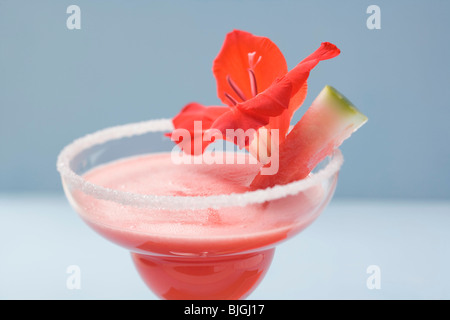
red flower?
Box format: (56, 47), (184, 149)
(167, 30), (340, 160)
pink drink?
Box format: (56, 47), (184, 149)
(71, 152), (333, 299)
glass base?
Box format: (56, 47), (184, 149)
(131, 248), (275, 300)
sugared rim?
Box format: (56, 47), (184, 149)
(56, 118), (343, 210)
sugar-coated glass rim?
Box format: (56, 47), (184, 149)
(56, 118), (343, 210)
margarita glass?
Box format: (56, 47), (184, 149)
(57, 118), (342, 300)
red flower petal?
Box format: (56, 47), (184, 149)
(171, 102), (229, 130)
(166, 102), (229, 155)
(213, 30), (288, 106)
(208, 108), (268, 149)
(266, 42), (340, 141)
(267, 82), (308, 143)
(209, 77), (292, 149)
(285, 42), (340, 95)
(208, 42), (340, 150)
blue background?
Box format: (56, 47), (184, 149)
(1, 0), (449, 199)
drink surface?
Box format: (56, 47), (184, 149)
(75, 152), (325, 256)
(85, 152), (260, 197)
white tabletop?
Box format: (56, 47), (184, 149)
(0, 194), (449, 300)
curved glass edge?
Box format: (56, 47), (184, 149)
(57, 118), (344, 210)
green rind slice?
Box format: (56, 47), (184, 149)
(317, 85), (368, 130)
(250, 85), (368, 189)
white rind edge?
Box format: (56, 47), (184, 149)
(56, 118), (343, 210)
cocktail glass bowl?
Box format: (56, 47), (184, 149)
(57, 119), (343, 300)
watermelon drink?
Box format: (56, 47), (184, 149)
(57, 30), (367, 299)
(58, 119), (343, 299)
